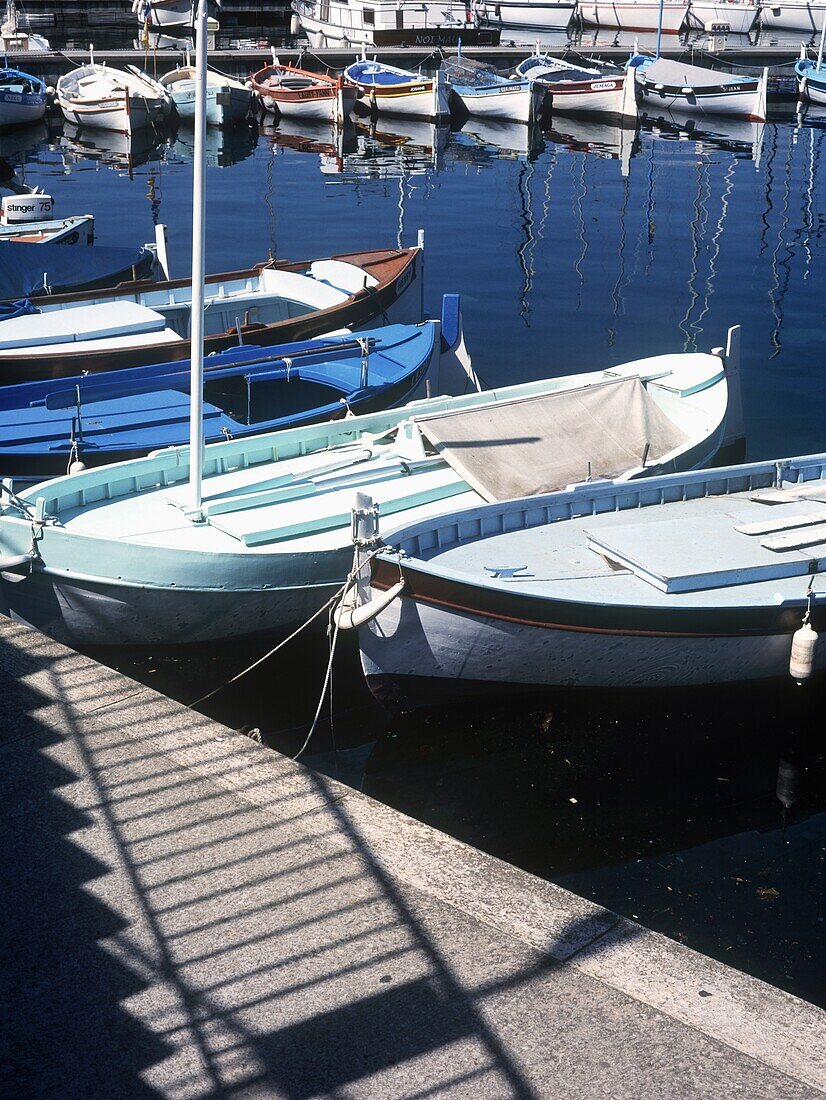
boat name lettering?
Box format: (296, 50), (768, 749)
(591, 81), (617, 91)
(1, 93), (23, 103)
(395, 266), (413, 296)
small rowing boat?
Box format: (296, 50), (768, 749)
(0, 66), (46, 129)
(57, 54), (171, 135)
(630, 54), (768, 120)
(161, 63), (253, 126)
(514, 53), (638, 121)
(344, 55), (451, 120)
(356, 449), (826, 707)
(443, 55), (544, 123)
(251, 54), (357, 125)
(796, 7), (826, 104)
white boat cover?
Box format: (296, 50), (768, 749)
(639, 58), (740, 87)
(416, 376), (688, 501)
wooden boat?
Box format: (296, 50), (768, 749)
(760, 0), (826, 30)
(291, 0), (500, 48)
(0, 334), (739, 647)
(443, 56), (544, 123)
(630, 54), (768, 119)
(514, 54), (638, 121)
(0, 317), (450, 479)
(579, 0), (689, 31)
(0, 245), (423, 383)
(0, 67), (46, 129)
(796, 9), (826, 104)
(356, 449), (826, 706)
(0, 209), (93, 246)
(687, 0), (759, 32)
(251, 57), (357, 125)
(476, 0), (576, 29)
(57, 58), (171, 135)
(344, 56), (451, 120)
(160, 64), (252, 126)
(132, 0), (212, 30)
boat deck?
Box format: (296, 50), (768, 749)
(399, 477), (826, 611)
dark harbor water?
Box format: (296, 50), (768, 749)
(6, 96), (825, 1006)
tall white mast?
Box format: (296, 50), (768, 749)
(189, 0), (208, 513)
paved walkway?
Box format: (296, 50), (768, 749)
(0, 618), (823, 1098)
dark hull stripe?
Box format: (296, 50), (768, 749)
(371, 558), (820, 639)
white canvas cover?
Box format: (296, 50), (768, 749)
(640, 58), (740, 88)
(416, 376), (688, 501)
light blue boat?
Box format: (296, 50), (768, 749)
(442, 55), (544, 123)
(0, 67), (47, 129)
(0, 332), (739, 647)
(796, 14), (826, 107)
(357, 451), (826, 706)
(160, 65), (253, 126)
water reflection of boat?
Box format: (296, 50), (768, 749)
(545, 113), (639, 174)
(260, 116), (356, 174)
(59, 121), (168, 177)
(451, 117), (546, 159)
(0, 119), (46, 160)
(170, 120), (257, 167)
(345, 118), (449, 175)
(641, 110), (766, 164)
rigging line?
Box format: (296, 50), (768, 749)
(572, 153), (588, 307)
(768, 126), (794, 360)
(678, 153), (704, 353)
(759, 122), (778, 257)
(514, 158), (535, 326)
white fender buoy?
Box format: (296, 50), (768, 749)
(290, 13), (300, 34)
(790, 621), (818, 683)
(335, 580), (405, 631)
(69, 459), (87, 475)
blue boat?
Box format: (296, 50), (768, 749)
(796, 15), (826, 106)
(0, 67), (47, 129)
(0, 239), (155, 300)
(344, 56), (451, 119)
(0, 317), (446, 478)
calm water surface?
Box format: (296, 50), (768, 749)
(9, 98), (825, 1005)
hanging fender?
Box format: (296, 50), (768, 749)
(334, 579), (405, 630)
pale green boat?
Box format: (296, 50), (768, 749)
(0, 329), (742, 647)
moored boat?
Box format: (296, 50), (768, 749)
(0, 316), (453, 479)
(444, 55), (544, 123)
(356, 448), (826, 706)
(57, 56), (171, 135)
(0, 245), (424, 383)
(579, 0), (690, 31)
(687, 0), (759, 32)
(291, 0), (500, 48)
(0, 66), (46, 129)
(251, 56), (357, 125)
(0, 191), (93, 245)
(759, 0), (826, 31)
(514, 53), (638, 121)
(630, 54), (768, 119)
(0, 0), (49, 51)
(796, 8), (826, 103)
(476, 0), (576, 30)
(0, 239), (156, 302)
(0, 334), (739, 647)
(344, 55), (451, 119)
(161, 64), (253, 126)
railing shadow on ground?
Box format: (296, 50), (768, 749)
(0, 626), (638, 1099)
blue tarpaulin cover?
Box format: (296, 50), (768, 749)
(0, 240), (154, 301)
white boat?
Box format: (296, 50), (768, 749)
(0, 65), (46, 129)
(0, 334), (741, 647)
(631, 54), (768, 119)
(356, 448), (826, 706)
(344, 56), (451, 120)
(475, 0), (577, 30)
(57, 57), (171, 135)
(579, 0), (690, 31)
(0, 0), (49, 52)
(132, 0), (220, 31)
(444, 56), (544, 123)
(161, 64), (253, 126)
(687, 0), (759, 32)
(514, 53), (638, 121)
(251, 57), (357, 125)
(291, 0), (500, 48)
(0, 192), (93, 245)
(760, 0), (826, 30)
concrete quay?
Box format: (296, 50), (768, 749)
(0, 616), (824, 1098)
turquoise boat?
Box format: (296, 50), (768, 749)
(0, 332), (740, 647)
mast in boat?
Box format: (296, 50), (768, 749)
(189, 0), (207, 513)
(817, 2), (826, 73)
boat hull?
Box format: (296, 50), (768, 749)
(296, 10), (500, 47)
(542, 75), (634, 117)
(139, 0), (194, 29)
(579, 0), (689, 30)
(0, 213), (94, 245)
(477, 0), (576, 29)
(759, 0), (826, 29)
(0, 246), (422, 383)
(264, 85), (358, 123)
(453, 82), (543, 123)
(58, 92), (166, 135)
(686, 1), (758, 31)
(637, 75), (763, 117)
(0, 89), (45, 128)
(797, 61), (826, 103)
(349, 77), (451, 120)
(170, 82), (252, 126)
